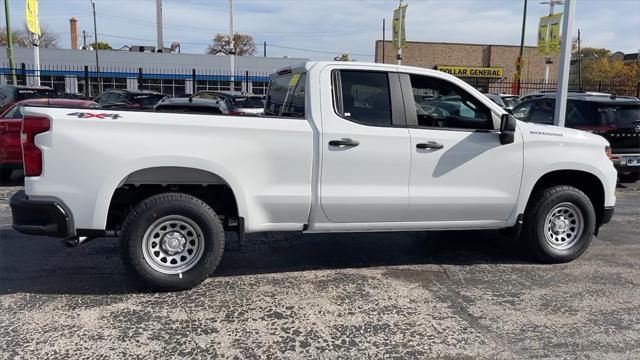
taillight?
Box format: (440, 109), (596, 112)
(605, 146), (613, 160)
(21, 116), (50, 177)
(228, 110), (242, 116)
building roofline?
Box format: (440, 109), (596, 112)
(375, 39), (538, 49)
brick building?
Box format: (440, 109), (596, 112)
(375, 40), (559, 89)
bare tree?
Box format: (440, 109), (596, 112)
(207, 33), (256, 56)
(0, 23), (59, 48)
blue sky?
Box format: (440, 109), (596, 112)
(3, 0), (639, 60)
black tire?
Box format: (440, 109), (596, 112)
(121, 192), (225, 291)
(522, 185), (596, 263)
(0, 168), (14, 182)
(619, 172), (640, 183)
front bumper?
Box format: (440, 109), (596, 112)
(10, 190), (75, 238)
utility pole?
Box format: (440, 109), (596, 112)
(90, 0), (101, 95)
(229, 0), (235, 91)
(4, 0), (17, 85)
(156, 0), (164, 52)
(540, 0), (563, 84)
(382, 18), (385, 64)
(553, 0), (575, 127)
(82, 30), (87, 50)
(515, 0), (528, 95)
(263, 41), (266, 57)
(577, 28), (581, 90)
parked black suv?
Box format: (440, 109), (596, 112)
(0, 85), (58, 114)
(512, 93), (640, 182)
(95, 89), (167, 110)
(154, 97), (223, 115)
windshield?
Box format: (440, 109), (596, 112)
(16, 89), (58, 101)
(133, 94), (166, 106)
(502, 96), (520, 108)
(231, 96), (264, 109)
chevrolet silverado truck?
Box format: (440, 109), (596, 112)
(11, 62), (617, 291)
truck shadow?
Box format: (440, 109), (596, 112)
(0, 228), (528, 296)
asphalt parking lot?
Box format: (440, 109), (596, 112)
(1, 181), (639, 359)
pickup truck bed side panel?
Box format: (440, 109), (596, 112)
(23, 108), (313, 232)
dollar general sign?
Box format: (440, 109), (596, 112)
(436, 66), (504, 78)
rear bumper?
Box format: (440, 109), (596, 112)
(612, 153), (640, 172)
(10, 190), (75, 238)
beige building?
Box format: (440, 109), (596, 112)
(375, 40), (559, 83)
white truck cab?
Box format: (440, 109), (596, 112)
(11, 62), (617, 291)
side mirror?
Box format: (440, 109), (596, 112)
(499, 113), (516, 145)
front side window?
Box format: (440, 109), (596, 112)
(409, 75), (491, 130)
(529, 101), (554, 124)
(335, 70), (392, 126)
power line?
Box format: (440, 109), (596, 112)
(268, 43), (373, 57)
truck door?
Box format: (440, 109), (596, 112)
(320, 68), (411, 223)
(400, 73), (523, 222)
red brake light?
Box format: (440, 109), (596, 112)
(21, 116), (50, 177)
(228, 110), (242, 116)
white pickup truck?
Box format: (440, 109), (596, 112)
(11, 62), (617, 290)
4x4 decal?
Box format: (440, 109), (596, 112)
(67, 112), (122, 119)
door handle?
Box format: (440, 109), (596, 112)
(416, 141), (444, 150)
(329, 138), (360, 147)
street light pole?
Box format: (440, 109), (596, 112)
(229, 0), (235, 91)
(90, 0), (101, 95)
(515, 0), (528, 95)
(3, 0), (17, 85)
(553, 0), (575, 127)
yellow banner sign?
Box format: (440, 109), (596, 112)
(392, 4), (407, 49)
(436, 66), (504, 78)
(537, 13), (562, 54)
(25, 0), (40, 35)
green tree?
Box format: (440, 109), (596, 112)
(207, 33), (256, 56)
(334, 53), (355, 62)
(91, 41), (112, 50)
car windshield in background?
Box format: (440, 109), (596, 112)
(596, 104), (640, 128)
(16, 89), (58, 100)
(502, 96), (520, 108)
(231, 96), (264, 109)
(134, 94), (166, 106)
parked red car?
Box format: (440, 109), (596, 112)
(0, 85), (59, 114)
(0, 98), (100, 179)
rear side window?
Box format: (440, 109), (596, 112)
(335, 70), (392, 126)
(264, 73), (306, 117)
(595, 104), (640, 128)
(3, 106), (23, 119)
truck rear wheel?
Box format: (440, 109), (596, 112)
(523, 185), (596, 263)
(121, 193), (225, 291)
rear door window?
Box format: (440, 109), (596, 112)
(2, 106), (23, 119)
(336, 70), (392, 126)
(529, 100), (554, 124)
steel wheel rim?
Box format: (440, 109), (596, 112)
(543, 202), (584, 250)
(142, 215), (205, 274)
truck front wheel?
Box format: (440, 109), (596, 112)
(121, 193), (225, 291)
(523, 185), (596, 263)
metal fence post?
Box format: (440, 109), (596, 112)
(83, 65), (90, 98)
(138, 67), (143, 90)
(245, 70), (249, 92)
(192, 68), (197, 93)
(20, 63), (26, 85)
